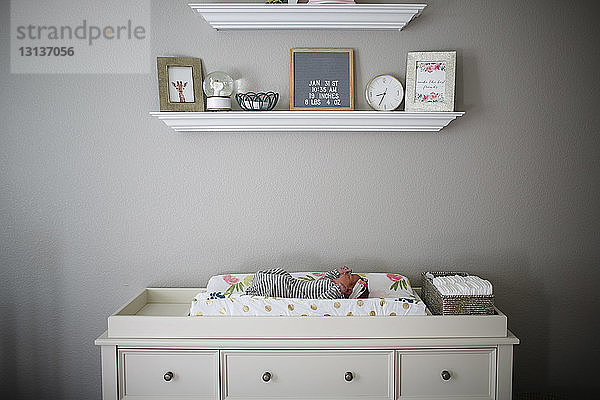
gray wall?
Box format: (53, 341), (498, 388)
(1, 0), (599, 398)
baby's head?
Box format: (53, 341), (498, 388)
(334, 274), (369, 298)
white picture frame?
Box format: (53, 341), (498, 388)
(405, 51), (456, 112)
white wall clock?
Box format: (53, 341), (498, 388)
(365, 74), (404, 111)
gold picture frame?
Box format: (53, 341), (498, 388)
(157, 57), (204, 112)
(290, 48), (354, 111)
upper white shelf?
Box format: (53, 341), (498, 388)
(150, 111), (464, 132)
(188, 3), (427, 31)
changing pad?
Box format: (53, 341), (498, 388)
(206, 272), (415, 299)
(189, 293), (426, 317)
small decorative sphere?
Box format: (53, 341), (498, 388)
(203, 71), (234, 97)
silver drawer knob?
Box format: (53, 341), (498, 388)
(345, 372), (354, 382)
(163, 371), (174, 382)
(262, 372), (272, 382)
(441, 370), (451, 381)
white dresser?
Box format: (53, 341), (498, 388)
(96, 288), (519, 400)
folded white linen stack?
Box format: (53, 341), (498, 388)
(431, 274), (493, 296)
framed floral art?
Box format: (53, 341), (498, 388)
(405, 51), (456, 112)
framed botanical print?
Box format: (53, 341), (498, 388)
(405, 51), (456, 112)
(157, 57), (204, 112)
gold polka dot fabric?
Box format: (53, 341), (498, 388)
(190, 292), (426, 316)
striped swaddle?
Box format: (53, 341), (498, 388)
(245, 268), (343, 299)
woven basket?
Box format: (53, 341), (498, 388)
(421, 271), (495, 315)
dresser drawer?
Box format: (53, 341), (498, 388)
(118, 349), (219, 399)
(397, 349), (496, 400)
(222, 350), (394, 400)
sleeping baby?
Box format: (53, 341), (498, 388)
(245, 267), (369, 299)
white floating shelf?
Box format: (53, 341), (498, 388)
(150, 111), (464, 132)
(188, 3), (427, 31)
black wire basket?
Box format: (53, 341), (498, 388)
(235, 92), (279, 111)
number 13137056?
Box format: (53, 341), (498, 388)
(18, 47), (74, 56)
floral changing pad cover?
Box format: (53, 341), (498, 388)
(191, 272), (425, 317)
(206, 272), (415, 299)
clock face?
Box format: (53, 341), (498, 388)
(366, 75), (404, 111)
